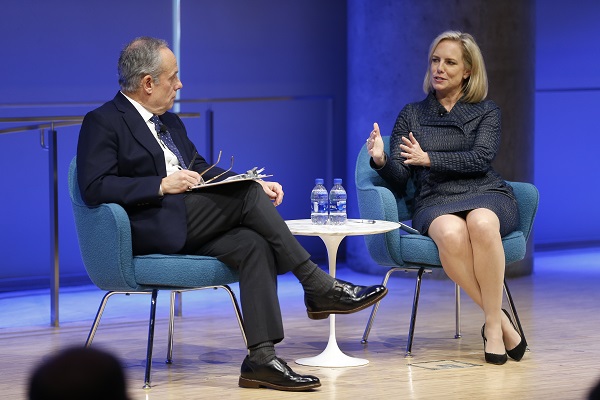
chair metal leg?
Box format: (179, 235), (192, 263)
(361, 267), (404, 344)
(503, 279), (528, 348)
(166, 291), (178, 364)
(174, 291), (183, 317)
(143, 289), (159, 390)
(85, 291), (116, 347)
(406, 267), (425, 357)
(165, 285), (247, 365)
(220, 285), (247, 346)
(454, 283), (462, 339)
(86, 291), (153, 347)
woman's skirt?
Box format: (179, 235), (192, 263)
(412, 192), (520, 237)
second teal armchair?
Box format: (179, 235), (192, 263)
(355, 136), (538, 356)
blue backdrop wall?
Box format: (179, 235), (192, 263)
(534, 0), (600, 248)
(1, 0), (598, 291)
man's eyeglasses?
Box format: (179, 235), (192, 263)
(196, 150), (234, 185)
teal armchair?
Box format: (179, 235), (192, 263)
(68, 157), (246, 388)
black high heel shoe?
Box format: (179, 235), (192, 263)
(502, 309), (527, 361)
(481, 324), (508, 365)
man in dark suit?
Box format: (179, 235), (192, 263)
(77, 36), (387, 392)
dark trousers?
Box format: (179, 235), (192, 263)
(182, 181), (310, 347)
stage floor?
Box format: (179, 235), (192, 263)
(1, 248), (599, 399)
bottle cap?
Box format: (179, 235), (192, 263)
(333, 178), (342, 185)
(315, 178), (324, 185)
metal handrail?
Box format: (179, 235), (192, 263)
(0, 115), (86, 122)
(0, 94), (330, 110)
(0, 121), (82, 135)
(0, 113), (200, 136)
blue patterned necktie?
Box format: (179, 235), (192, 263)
(150, 115), (187, 168)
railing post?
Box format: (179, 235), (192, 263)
(205, 109), (214, 163)
(48, 128), (60, 327)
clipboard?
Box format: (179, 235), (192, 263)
(188, 167), (272, 190)
(188, 173), (273, 190)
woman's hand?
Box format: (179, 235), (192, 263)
(367, 122), (386, 167)
(400, 132), (430, 167)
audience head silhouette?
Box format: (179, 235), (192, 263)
(28, 346), (129, 400)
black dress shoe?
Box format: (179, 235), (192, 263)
(502, 309), (527, 361)
(481, 324), (508, 365)
(239, 356), (321, 391)
(304, 279), (388, 320)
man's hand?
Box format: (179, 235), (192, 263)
(258, 180), (284, 206)
(161, 169), (202, 194)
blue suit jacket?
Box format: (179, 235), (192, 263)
(77, 92), (234, 255)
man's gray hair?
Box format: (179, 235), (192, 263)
(118, 37), (169, 93)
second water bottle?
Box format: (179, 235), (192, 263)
(329, 178), (347, 225)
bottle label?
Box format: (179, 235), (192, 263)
(330, 200), (346, 213)
(312, 201), (328, 213)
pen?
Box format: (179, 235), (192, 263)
(351, 219), (376, 224)
(187, 151), (198, 170)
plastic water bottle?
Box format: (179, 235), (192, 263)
(329, 178), (347, 225)
(310, 178), (329, 225)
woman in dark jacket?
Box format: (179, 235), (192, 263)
(367, 31), (526, 365)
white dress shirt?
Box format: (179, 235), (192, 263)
(121, 91), (182, 176)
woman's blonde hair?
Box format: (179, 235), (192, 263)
(422, 31), (488, 103)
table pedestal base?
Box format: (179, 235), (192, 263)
(296, 315), (368, 367)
